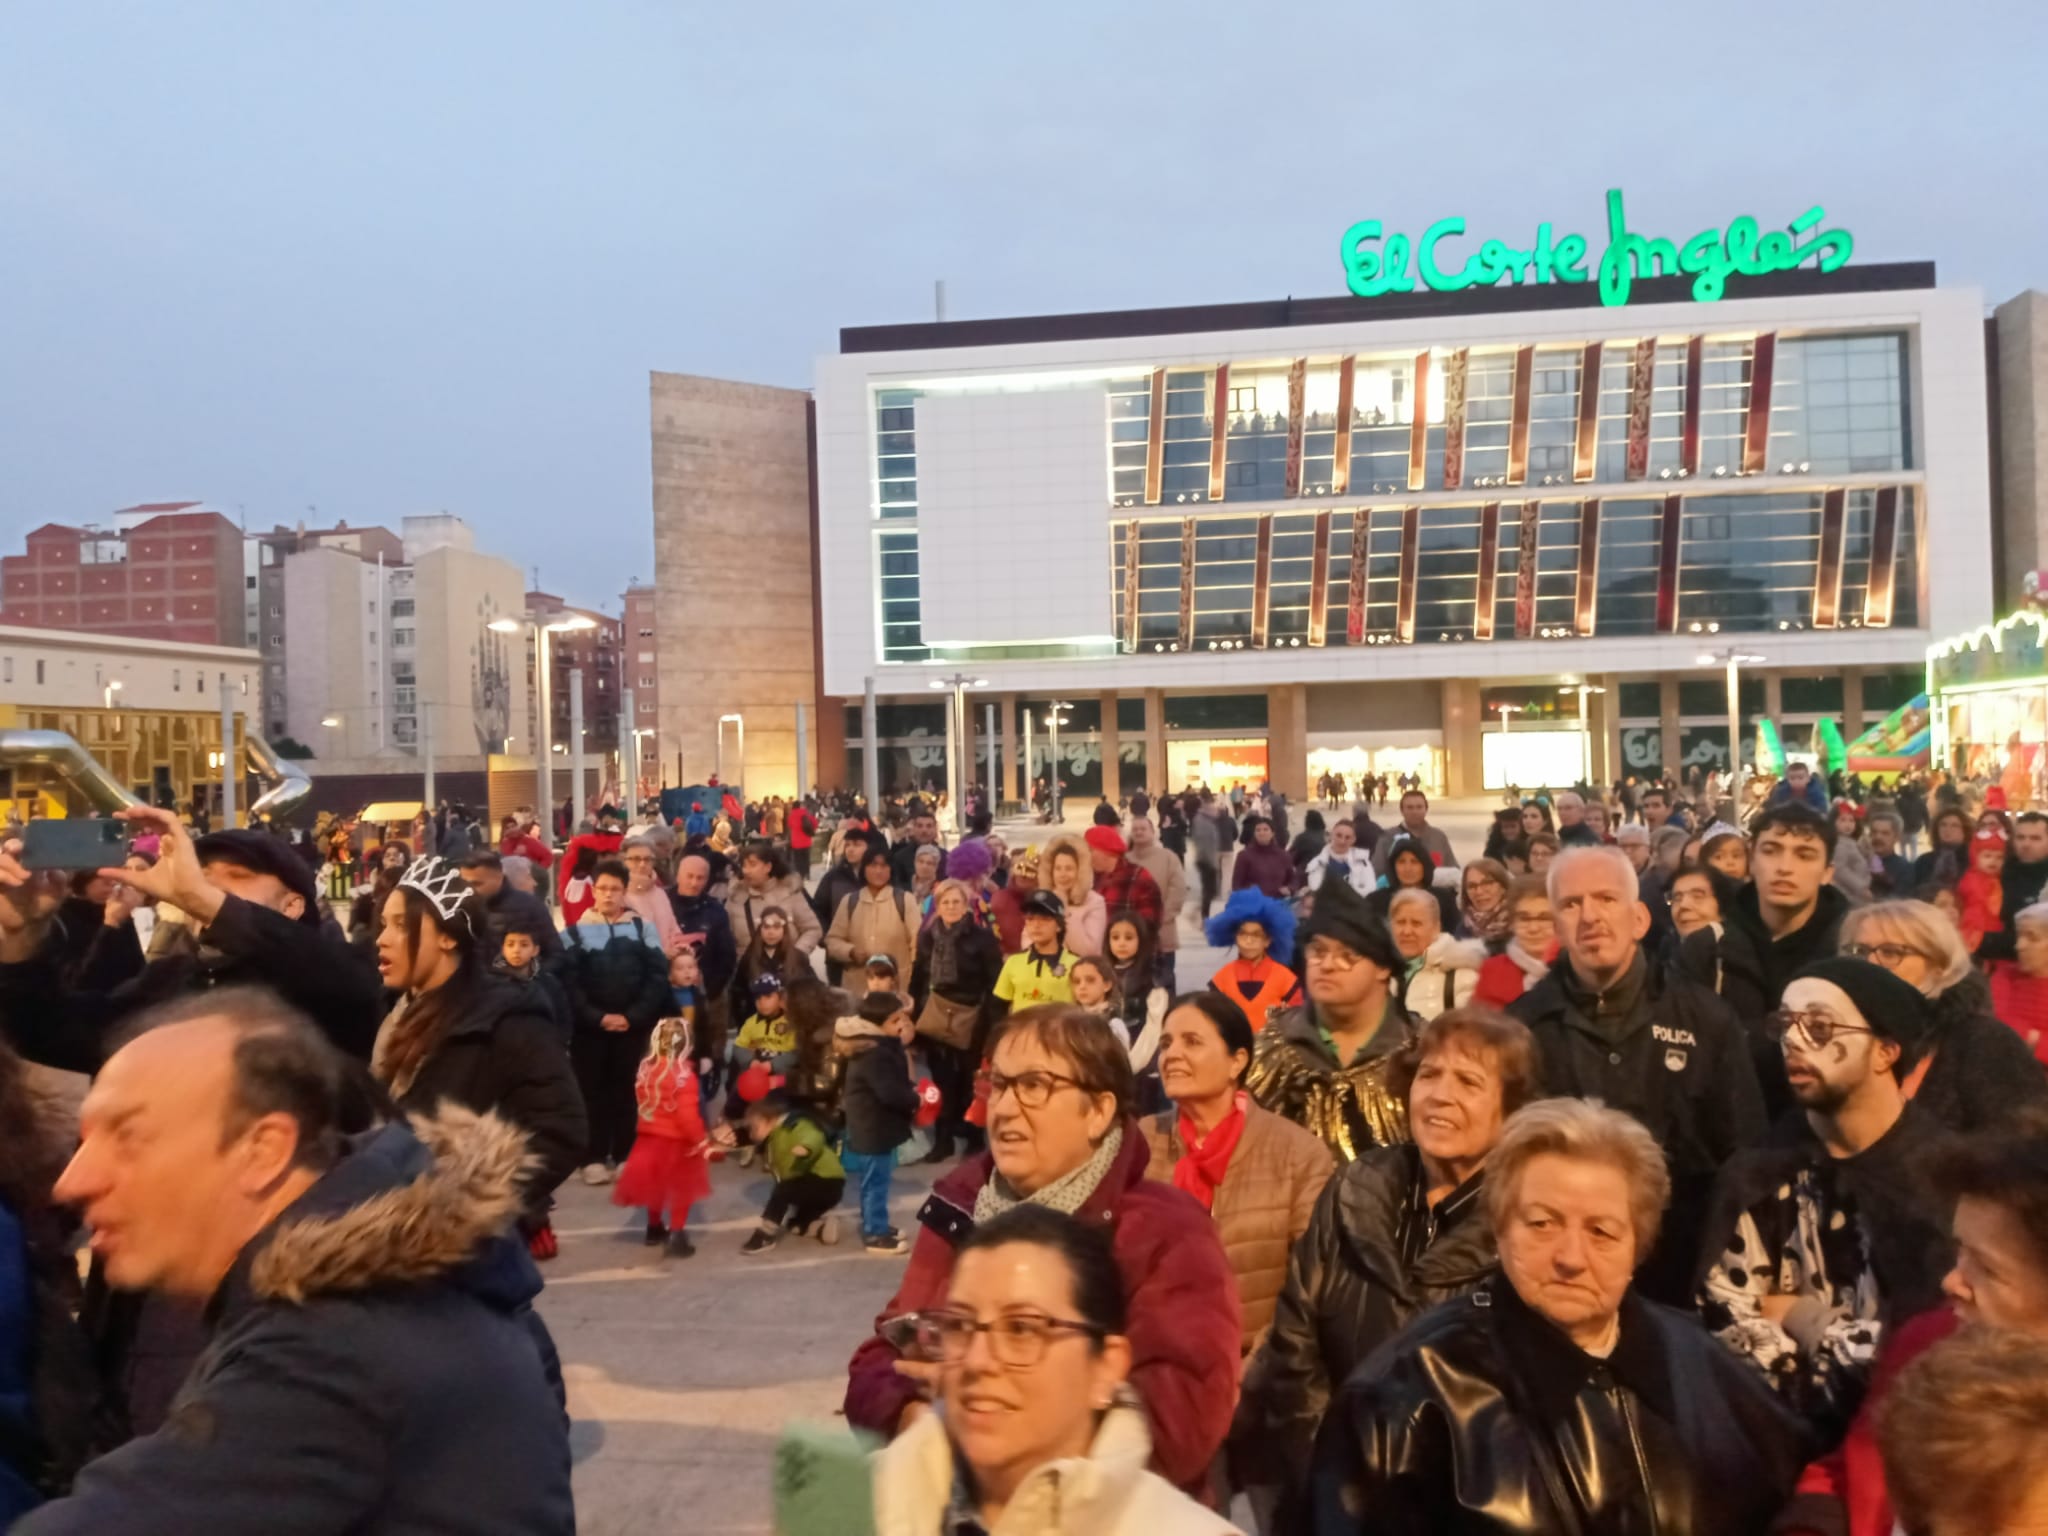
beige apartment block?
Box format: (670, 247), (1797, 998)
(1997, 290), (2048, 609)
(650, 372), (818, 796)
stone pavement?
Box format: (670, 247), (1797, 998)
(540, 795), (1506, 1532)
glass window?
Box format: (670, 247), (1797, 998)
(1781, 676), (1844, 714)
(1527, 346), (1583, 486)
(1592, 347), (1636, 483)
(1108, 376), (1152, 508)
(1593, 499), (1663, 636)
(1460, 350), (1516, 486)
(1618, 680), (1662, 721)
(1696, 338), (1755, 477)
(1163, 694), (1267, 731)
(1862, 669), (1924, 712)
(878, 529), (928, 662)
(1771, 333), (1909, 475)
(1675, 491), (1821, 631)
(1159, 371), (1215, 505)
(875, 389), (920, 518)
(1414, 504), (1481, 639)
(1267, 512), (1317, 645)
(1116, 697), (1147, 732)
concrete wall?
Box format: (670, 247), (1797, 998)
(1996, 291), (2048, 609)
(283, 547), (376, 756)
(411, 545), (527, 760)
(650, 372), (818, 797)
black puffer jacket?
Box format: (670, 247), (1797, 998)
(840, 1035), (919, 1156)
(1916, 969), (2048, 1132)
(1309, 1276), (1808, 1536)
(1233, 1143), (1495, 1508)
(559, 916), (672, 1035)
(386, 976), (586, 1218)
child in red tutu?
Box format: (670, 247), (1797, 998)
(612, 1015), (713, 1256)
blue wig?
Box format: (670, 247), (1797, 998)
(1204, 887), (1297, 958)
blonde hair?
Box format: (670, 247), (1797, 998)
(1486, 1097), (1671, 1258)
(1041, 833), (1094, 907)
(1840, 899), (1972, 996)
(930, 878), (976, 915)
(1389, 886), (1443, 927)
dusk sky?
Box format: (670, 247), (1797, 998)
(3, 1), (2043, 614)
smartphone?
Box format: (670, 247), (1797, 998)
(19, 819), (127, 871)
(773, 1423), (875, 1536)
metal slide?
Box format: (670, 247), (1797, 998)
(0, 728), (313, 821)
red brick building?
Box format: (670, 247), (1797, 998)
(0, 503), (247, 647)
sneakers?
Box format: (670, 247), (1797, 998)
(740, 1226), (780, 1257)
(735, 1146), (757, 1169)
(813, 1214), (842, 1247)
(863, 1232), (909, 1255)
(667, 1231), (696, 1259)
(643, 1220), (669, 1247)
(580, 1163), (614, 1186)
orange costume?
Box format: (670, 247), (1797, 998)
(1210, 957), (1299, 1030)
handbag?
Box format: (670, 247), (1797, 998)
(916, 992), (980, 1050)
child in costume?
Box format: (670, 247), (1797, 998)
(720, 1092), (846, 1255)
(612, 1015), (713, 1256)
(989, 890), (1079, 1013)
(1205, 887), (1299, 1029)
(1957, 829), (2007, 954)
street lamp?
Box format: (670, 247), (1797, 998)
(1557, 682), (1609, 788)
(929, 673), (989, 832)
(103, 679), (123, 710)
(1698, 647), (1766, 811)
(1046, 700), (1073, 823)
(1494, 703), (1523, 731)
(491, 613), (598, 831)
(320, 716), (342, 729)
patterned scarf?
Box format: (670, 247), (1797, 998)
(974, 1123), (1123, 1223)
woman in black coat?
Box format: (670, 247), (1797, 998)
(1365, 837), (1459, 934)
(907, 879), (1003, 1161)
(1234, 1008), (1533, 1526)
(369, 857), (585, 1235)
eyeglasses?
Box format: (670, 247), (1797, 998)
(1770, 1007), (1873, 1052)
(985, 1069), (1083, 1109)
(1843, 941), (1926, 969)
(1511, 911), (1555, 928)
(1304, 942), (1365, 970)
(914, 1309), (1104, 1367)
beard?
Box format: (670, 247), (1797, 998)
(1789, 1072), (1852, 1115)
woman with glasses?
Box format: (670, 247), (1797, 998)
(846, 1005), (1241, 1498)
(1471, 876), (1555, 1009)
(872, 1205), (1241, 1535)
(1141, 993), (1334, 1356)
(1837, 899), (2048, 1132)
(1456, 858), (1511, 946)
(1234, 1008), (1531, 1528)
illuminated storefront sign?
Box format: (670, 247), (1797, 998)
(1340, 190), (1854, 307)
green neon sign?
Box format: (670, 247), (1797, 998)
(1340, 190), (1854, 306)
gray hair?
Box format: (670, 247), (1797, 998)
(2019, 902), (2048, 934)
(1866, 810), (1903, 837)
(1546, 843), (1641, 905)
(1615, 823), (1650, 846)
(1650, 825), (1690, 871)
(1554, 790), (1584, 813)
(1389, 886), (1443, 927)
(1487, 1096), (1671, 1258)
(1840, 899), (1972, 996)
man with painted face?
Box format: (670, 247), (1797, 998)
(0, 806), (384, 1069)
(1697, 957), (1952, 1438)
(1510, 844), (1764, 1304)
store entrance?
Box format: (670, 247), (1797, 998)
(1307, 744), (1443, 797)
(1166, 737), (1268, 794)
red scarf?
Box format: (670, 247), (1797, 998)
(1171, 1092), (1249, 1212)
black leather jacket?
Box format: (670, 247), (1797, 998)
(1310, 1276), (1807, 1535)
(1232, 1143), (1495, 1503)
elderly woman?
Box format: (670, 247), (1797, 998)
(1838, 898), (2048, 1130)
(1141, 993), (1334, 1354)
(1388, 888), (1483, 1023)
(1309, 1098), (1805, 1534)
(872, 1206), (1241, 1536)
(909, 878), (1004, 1162)
(1367, 837), (1459, 932)
(1472, 876), (1554, 1009)
(845, 1006), (1241, 1495)
(1234, 1008), (1532, 1523)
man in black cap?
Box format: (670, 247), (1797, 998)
(1697, 957), (1953, 1437)
(1244, 874), (1412, 1165)
(0, 805), (385, 1068)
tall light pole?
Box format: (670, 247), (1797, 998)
(929, 673), (988, 833)
(1494, 703), (1523, 732)
(492, 612), (596, 839)
(103, 679), (123, 710)
(1047, 700), (1073, 823)
(1698, 647), (1766, 809)
(1557, 682), (1609, 788)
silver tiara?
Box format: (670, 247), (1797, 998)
(399, 857), (474, 929)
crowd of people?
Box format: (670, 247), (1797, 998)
(3, 760), (2048, 1532)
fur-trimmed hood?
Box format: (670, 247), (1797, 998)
(238, 1105), (540, 1308)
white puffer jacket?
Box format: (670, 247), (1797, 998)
(872, 1401), (1240, 1536)
(1400, 933), (1486, 1022)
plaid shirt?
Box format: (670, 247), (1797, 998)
(1093, 857), (1164, 930)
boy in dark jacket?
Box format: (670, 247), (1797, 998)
(834, 993), (919, 1255)
(494, 913), (572, 1046)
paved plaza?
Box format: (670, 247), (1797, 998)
(543, 795), (1502, 1533)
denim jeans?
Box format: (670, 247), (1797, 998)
(840, 1148), (897, 1237)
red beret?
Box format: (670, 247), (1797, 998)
(1084, 825), (1126, 856)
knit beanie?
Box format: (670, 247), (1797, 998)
(1296, 875), (1400, 973)
(1789, 957), (1936, 1073)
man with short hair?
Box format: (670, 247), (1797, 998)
(1303, 816), (1375, 900)
(564, 859), (674, 1184)
(1554, 790), (1599, 847)
(18, 990), (574, 1534)
(1980, 809), (2048, 963)
(1717, 804), (1851, 1026)
(888, 805), (946, 890)
(1245, 877), (1413, 1165)
(1124, 816), (1187, 987)
(459, 848), (562, 963)
(1865, 810), (1911, 898)
(810, 825), (871, 983)
(1615, 821), (1653, 874)
(1640, 786), (1672, 833)
(1699, 958), (1952, 1428)
(1372, 790), (1458, 872)
(1085, 823), (1163, 933)
(1510, 844), (1763, 1302)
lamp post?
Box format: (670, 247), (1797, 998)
(1047, 700), (1073, 823)
(103, 679), (123, 710)
(1557, 682), (1609, 788)
(491, 612), (596, 839)
(1698, 647), (1766, 809)
(1494, 703), (1523, 731)
(716, 713), (745, 787)
(928, 673), (988, 833)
